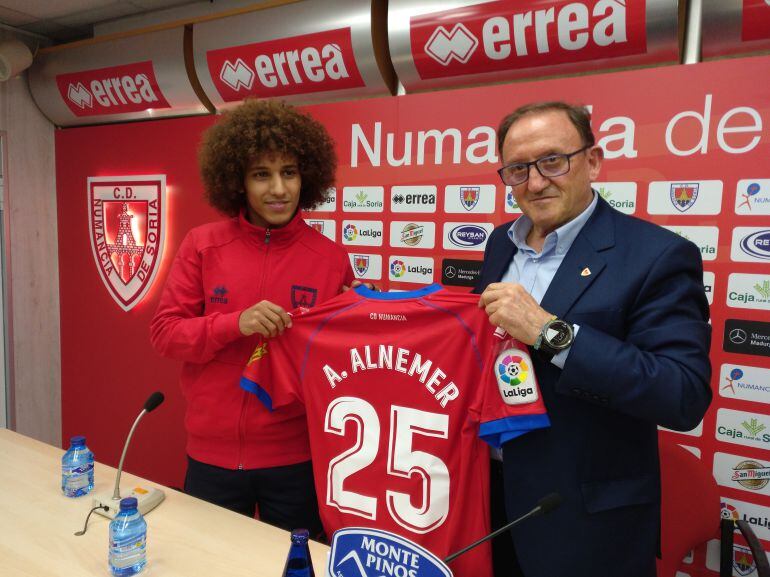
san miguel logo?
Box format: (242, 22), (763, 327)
(206, 28), (365, 100)
(410, 0), (647, 80)
(56, 61), (170, 117)
(88, 176), (166, 311)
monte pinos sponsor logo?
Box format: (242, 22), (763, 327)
(56, 61), (170, 117)
(727, 273), (770, 310)
(716, 408), (770, 450)
(719, 364), (770, 404)
(206, 28), (364, 100)
(595, 182), (637, 215)
(410, 0), (647, 80)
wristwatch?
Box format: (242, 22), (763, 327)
(533, 316), (574, 361)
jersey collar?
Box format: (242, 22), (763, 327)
(354, 283), (443, 300)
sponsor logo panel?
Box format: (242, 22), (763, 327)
(732, 227), (770, 262)
(389, 221), (436, 249)
(727, 273), (770, 310)
(56, 61), (171, 117)
(391, 186), (438, 213)
(304, 219), (336, 242)
(704, 271), (715, 306)
(348, 253), (382, 281)
(648, 180), (722, 214)
(663, 226), (719, 261)
(206, 28), (365, 100)
(444, 184), (496, 213)
(504, 186), (522, 214)
(442, 259), (482, 288)
(724, 320), (770, 358)
(706, 538), (768, 576)
(721, 497), (770, 541)
(388, 256), (434, 284)
(342, 186), (385, 212)
(341, 220), (383, 247)
(595, 182), (637, 214)
(714, 452), (770, 496)
(736, 180), (770, 215)
(719, 364), (770, 404)
(716, 408), (770, 450)
(442, 222), (493, 252)
(409, 0), (648, 80)
(310, 188), (337, 212)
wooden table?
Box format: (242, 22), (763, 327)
(0, 428), (329, 576)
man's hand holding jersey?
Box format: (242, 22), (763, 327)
(478, 282), (554, 345)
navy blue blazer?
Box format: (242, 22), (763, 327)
(476, 196), (711, 577)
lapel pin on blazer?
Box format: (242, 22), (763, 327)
(580, 267), (591, 277)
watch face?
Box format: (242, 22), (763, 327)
(544, 320), (573, 349)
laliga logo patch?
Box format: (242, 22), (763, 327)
(495, 349), (539, 405)
(390, 259), (406, 278)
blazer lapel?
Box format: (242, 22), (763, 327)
(540, 196), (616, 318)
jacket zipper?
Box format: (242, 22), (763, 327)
(236, 226), (272, 470)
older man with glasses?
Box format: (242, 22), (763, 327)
(475, 102), (712, 577)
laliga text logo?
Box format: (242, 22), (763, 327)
(424, 23), (479, 66)
(498, 354), (528, 387)
(344, 223), (358, 242)
(390, 259), (406, 278)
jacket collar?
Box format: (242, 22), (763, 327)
(237, 209), (307, 247)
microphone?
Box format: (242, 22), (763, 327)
(444, 492), (562, 564)
(92, 391), (166, 518)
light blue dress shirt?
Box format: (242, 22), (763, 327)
(501, 191), (599, 369)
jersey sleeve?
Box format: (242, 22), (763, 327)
(477, 335), (550, 448)
(239, 326), (304, 411)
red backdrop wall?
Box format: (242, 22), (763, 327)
(57, 54), (770, 575)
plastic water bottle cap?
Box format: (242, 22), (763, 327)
(120, 497), (138, 511)
(290, 529), (310, 543)
(70, 435), (86, 446)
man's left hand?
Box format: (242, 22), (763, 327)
(343, 280), (378, 292)
(479, 282), (554, 345)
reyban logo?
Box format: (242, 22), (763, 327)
(88, 176), (166, 311)
(595, 182), (637, 215)
(206, 28), (365, 100)
(56, 61), (170, 117)
(732, 227), (770, 262)
(443, 222), (493, 252)
(410, 0), (647, 80)
(723, 319), (770, 357)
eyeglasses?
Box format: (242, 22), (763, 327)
(497, 145), (591, 186)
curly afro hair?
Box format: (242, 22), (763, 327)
(198, 99), (337, 216)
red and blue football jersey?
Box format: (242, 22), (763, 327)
(241, 284), (550, 577)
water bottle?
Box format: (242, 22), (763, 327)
(282, 528), (315, 577)
(61, 435), (94, 497)
(109, 497), (147, 576)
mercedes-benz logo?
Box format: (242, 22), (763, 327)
(444, 266), (456, 278)
(729, 328), (748, 344)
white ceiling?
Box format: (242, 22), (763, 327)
(0, 0), (201, 42)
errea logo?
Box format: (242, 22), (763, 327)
(56, 61), (169, 117)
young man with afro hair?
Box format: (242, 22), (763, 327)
(151, 99), (355, 535)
